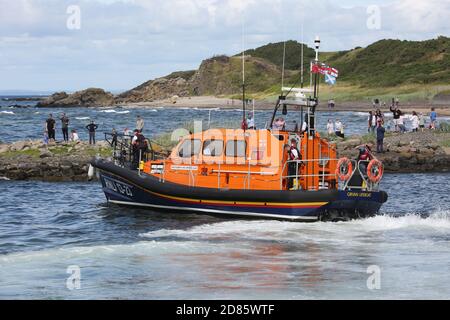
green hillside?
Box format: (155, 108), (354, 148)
(242, 36), (450, 88)
(120, 36), (450, 103)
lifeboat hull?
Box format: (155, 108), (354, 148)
(92, 160), (388, 222)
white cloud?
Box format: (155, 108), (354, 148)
(0, 0), (448, 91)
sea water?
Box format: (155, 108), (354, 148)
(0, 173), (449, 299)
(1, 97), (449, 299)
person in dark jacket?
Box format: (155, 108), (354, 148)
(376, 119), (386, 153)
(60, 113), (70, 142)
(46, 114), (56, 142)
(86, 121), (98, 145)
(287, 139), (301, 189)
(390, 103), (402, 132)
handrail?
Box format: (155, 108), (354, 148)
(280, 158), (339, 190)
(340, 159), (380, 191)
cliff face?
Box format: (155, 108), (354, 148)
(116, 55), (283, 103)
(37, 88), (115, 108)
(116, 71), (194, 103)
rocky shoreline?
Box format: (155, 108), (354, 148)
(0, 131), (449, 182)
(0, 140), (111, 182)
(336, 131), (450, 173)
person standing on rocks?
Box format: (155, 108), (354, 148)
(410, 111), (419, 132)
(368, 111), (376, 133)
(136, 115), (145, 133)
(376, 119), (385, 153)
(46, 114), (56, 142)
(86, 120), (98, 145)
(390, 103), (402, 132)
(419, 112), (426, 132)
(60, 113), (70, 142)
(70, 129), (80, 142)
(335, 119), (345, 138)
(327, 119), (334, 136)
(375, 109), (384, 125)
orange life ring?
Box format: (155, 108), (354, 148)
(336, 157), (353, 181)
(367, 159), (383, 183)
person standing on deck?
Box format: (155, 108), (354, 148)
(60, 113), (70, 142)
(136, 115), (145, 133)
(86, 120), (98, 145)
(287, 139), (301, 190)
(376, 120), (385, 153)
(247, 113), (255, 130)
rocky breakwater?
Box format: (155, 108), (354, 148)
(37, 88), (115, 108)
(0, 140), (112, 181)
(336, 131), (450, 173)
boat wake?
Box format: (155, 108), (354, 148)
(139, 209), (450, 242)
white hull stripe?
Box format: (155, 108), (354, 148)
(108, 200), (319, 221)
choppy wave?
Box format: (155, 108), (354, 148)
(0, 111), (15, 115)
(99, 109), (130, 114)
(75, 116), (90, 120)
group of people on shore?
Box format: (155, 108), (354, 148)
(44, 113), (84, 144)
(43, 113), (147, 148)
(366, 99), (438, 153)
(323, 98), (440, 154)
(45, 113), (98, 145)
(326, 119), (345, 138)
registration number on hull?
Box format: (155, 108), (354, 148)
(103, 177), (133, 197)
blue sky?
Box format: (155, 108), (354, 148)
(0, 0), (449, 93)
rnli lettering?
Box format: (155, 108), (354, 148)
(104, 178), (133, 197)
(347, 192), (371, 198)
(171, 165), (198, 171)
(151, 164), (164, 174)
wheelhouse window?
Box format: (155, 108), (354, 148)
(178, 139), (201, 158)
(226, 140), (247, 157)
(203, 140), (224, 157)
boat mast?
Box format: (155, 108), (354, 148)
(242, 19), (246, 131)
(300, 23), (304, 88)
(312, 36), (320, 113)
(281, 40), (287, 91)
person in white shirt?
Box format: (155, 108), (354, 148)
(410, 111), (419, 132)
(136, 115), (145, 133)
(70, 129), (80, 142)
(301, 120), (308, 133)
(368, 111), (377, 133)
(327, 119), (334, 136)
(246, 113), (255, 130)
(273, 118), (285, 131)
(335, 120), (344, 138)
(398, 114), (407, 133)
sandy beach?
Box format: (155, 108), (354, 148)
(122, 96), (450, 116)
